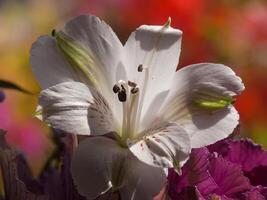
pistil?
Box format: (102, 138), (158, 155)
(128, 87), (140, 138)
(134, 66), (149, 135)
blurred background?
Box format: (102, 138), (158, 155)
(0, 0), (266, 175)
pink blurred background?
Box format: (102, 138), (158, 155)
(0, 0), (266, 174)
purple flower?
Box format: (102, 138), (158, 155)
(167, 139), (267, 200)
(0, 90), (5, 102)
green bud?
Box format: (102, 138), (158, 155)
(173, 159), (182, 175)
(33, 106), (43, 120)
(52, 30), (96, 85)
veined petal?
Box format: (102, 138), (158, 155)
(31, 14), (124, 123)
(209, 154), (251, 197)
(71, 137), (129, 199)
(168, 148), (217, 197)
(39, 82), (115, 135)
(120, 159), (166, 200)
(242, 187), (266, 200)
(123, 22), (182, 131)
(30, 36), (80, 89)
(159, 63), (245, 148)
(225, 139), (267, 172)
(129, 123), (191, 172)
(63, 15), (124, 87)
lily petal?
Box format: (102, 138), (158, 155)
(120, 159), (166, 200)
(31, 14), (124, 123)
(63, 15), (126, 124)
(39, 82), (115, 135)
(71, 136), (128, 199)
(31, 14), (123, 88)
(63, 15), (124, 90)
(159, 63), (245, 148)
(129, 122), (191, 172)
(123, 23), (182, 131)
(30, 36), (80, 89)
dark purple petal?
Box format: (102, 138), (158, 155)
(16, 153), (44, 194)
(207, 139), (229, 157)
(225, 139), (267, 172)
(244, 166), (267, 187)
(0, 129), (87, 200)
(241, 187), (265, 200)
(0, 130), (49, 200)
(40, 167), (65, 200)
(39, 132), (86, 200)
(168, 148), (217, 198)
(60, 134), (86, 200)
(209, 154), (252, 197)
(260, 187), (267, 198)
(208, 194), (234, 200)
(173, 186), (205, 200)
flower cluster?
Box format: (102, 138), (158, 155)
(167, 139), (267, 200)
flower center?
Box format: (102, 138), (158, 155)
(112, 64), (150, 145)
(113, 80), (140, 144)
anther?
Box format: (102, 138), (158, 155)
(128, 81), (137, 87)
(137, 64), (143, 72)
(118, 91), (127, 102)
(131, 87), (139, 94)
(113, 84), (120, 93)
(121, 84), (126, 91)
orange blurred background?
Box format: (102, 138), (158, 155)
(0, 0), (266, 173)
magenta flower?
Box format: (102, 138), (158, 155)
(167, 139), (267, 200)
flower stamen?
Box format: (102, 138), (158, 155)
(135, 66), (149, 134)
(112, 84), (120, 94)
(113, 79), (141, 143)
(118, 90), (127, 102)
(137, 64), (143, 72)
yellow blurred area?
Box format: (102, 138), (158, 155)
(0, 0), (77, 174)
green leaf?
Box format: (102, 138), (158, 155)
(0, 80), (32, 94)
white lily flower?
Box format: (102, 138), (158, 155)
(30, 15), (244, 199)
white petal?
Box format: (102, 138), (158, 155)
(64, 14), (123, 84)
(123, 24), (182, 131)
(30, 36), (79, 89)
(141, 90), (170, 130)
(71, 137), (128, 199)
(129, 122), (191, 171)
(190, 106), (239, 148)
(31, 15), (124, 122)
(120, 159), (166, 200)
(159, 63), (245, 148)
(39, 82), (116, 135)
(64, 14), (125, 124)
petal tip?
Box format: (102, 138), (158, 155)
(163, 17), (172, 28)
